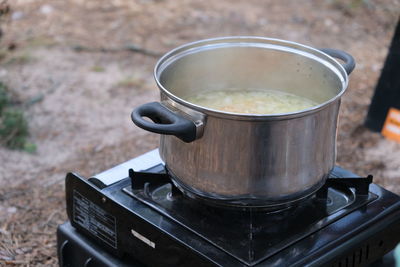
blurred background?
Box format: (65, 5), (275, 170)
(0, 0), (399, 265)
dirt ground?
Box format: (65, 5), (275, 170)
(0, 0), (399, 265)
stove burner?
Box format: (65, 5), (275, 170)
(128, 165), (374, 211)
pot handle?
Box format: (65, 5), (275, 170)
(131, 102), (197, 143)
(320, 48), (355, 75)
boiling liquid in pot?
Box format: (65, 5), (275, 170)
(185, 89), (317, 114)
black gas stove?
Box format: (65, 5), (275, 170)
(57, 149), (400, 266)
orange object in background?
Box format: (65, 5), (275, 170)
(382, 107), (400, 142)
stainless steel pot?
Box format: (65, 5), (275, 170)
(131, 37), (355, 208)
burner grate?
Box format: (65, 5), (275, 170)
(316, 175), (373, 199)
(128, 165), (374, 208)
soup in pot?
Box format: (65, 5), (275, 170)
(184, 89), (318, 114)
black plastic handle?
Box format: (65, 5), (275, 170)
(131, 102), (197, 143)
(320, 48), (356, 75)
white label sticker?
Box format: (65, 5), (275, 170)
(131, 229), (156, 248)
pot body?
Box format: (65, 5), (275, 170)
(132, 37), (354, 207)
(159, 97), (340, 206)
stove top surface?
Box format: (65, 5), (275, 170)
(64, 149), (400, 266)
(122, 165), (376, 265)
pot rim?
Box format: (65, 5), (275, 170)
(154, 36), (349, 120)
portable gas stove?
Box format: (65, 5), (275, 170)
(57, 149), (400, 266)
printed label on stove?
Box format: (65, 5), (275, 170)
(73, 190), (117, 249)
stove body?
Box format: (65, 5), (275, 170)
(57, 150), (400, 267)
